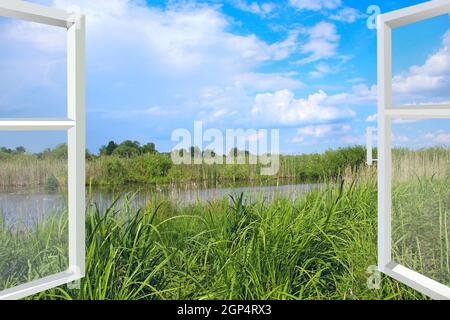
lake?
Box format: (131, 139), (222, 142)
(0, 181), (321, 226)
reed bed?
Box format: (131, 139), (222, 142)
(391, 147), (450, 286)
(1, 147), (448, 300)
(0, 165), (429, 300)
(0, 155), (67, 188)
(0, 146), (367, 187)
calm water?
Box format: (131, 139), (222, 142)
(0, 181), (320, 226)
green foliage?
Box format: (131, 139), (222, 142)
(103, 158), (129, 186)
(0, 144), (372, 187)
(99, 141), (118, 156)
(45, 175), (60, 192)
(38, 143), (68, 160)
(99, 140), (158, 158)
(128, 154), (172, 183)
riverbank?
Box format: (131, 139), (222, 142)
(1, 165), (438, 300)
(0, 146), (367, 188)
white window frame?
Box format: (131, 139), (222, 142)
(0, 0), (85, 300)
(377, 0), (450, 300)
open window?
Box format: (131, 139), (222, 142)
(377, 0), (450, 299)
(0, 0), (85, 300)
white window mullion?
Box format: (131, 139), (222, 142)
(377, 15), (393, 273)
(67, 14), (86, 279)
(0, 0), (73, 28)
(385, 108), (450, 118)
(0, 119), (75, 131)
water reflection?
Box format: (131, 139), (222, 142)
(0, 181), (320, 226)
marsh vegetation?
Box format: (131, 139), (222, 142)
(0, 144), (448, 300)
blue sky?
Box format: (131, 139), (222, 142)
(0, 0), (449, 154)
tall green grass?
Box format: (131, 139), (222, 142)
(0, 165), (430, 300)
(0, 211), (68, 291)
(391, 148), (450, 287)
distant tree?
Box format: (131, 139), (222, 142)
(15, 146), (26, 154)
(85, 149), (94, 160)
(99, 141), (118, 156)
(50, 144), (68, 159)
(1, 147), (12, 154)
(112, 140), (141, 158)
(142, 142), (157, 154)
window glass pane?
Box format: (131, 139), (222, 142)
(392, 14), (450, 106)
(0, 131), (68, 291)
(391, 119), (450, 286)
(0, 17), (67, 118)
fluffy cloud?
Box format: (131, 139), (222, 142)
(309, 62), (333, 78)
(366, 114), (377, 122)
(329, 7), (364, 23)
(233, 1), (277, 18)
(2, 1), (299, 71)
(289, 0), (341, 11)
(251, 89), (356, 126)
(0, 0), (303, 120)
(292, 123), (356, 145)
(289, 0), (363, 24)
(297, 22), (340, 64)
(309, 58), (348, 78)
(423, 131), (450, 145)
(325, 83), (377, 106)
(233, 72), (304, 91)
(393, 29), (450, 104)
(297, 123), (350, 137)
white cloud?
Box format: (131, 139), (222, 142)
(289, 0), (362, 24)
(297, 123), (350, 137)
(393, 135), (411, 143)
(329, 7), (364, 23)
(3, 0), (298, 70)
(309, 62), (333, 78)
(292, 123), (358, 145)
(309, 58), (348, 78)
(346, 77), (367, 84)
(325, 83), (377, 106)
(250, 83), (376, 126)
(422, 131), (450, 145)
(392, 129), (450, 148)
(234, 1), (277, 18)
(1, 19), (66, 53)
(366, 114), (377, 122)
(233, 72), (304, 91)
(296, 21), (340, 64)
(393, 29), (450, 104)
(289, 0), (341, 11)
(435, 132), (450, 144)
(251, 89), (355, 126)
(1, 0), (304, 123)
